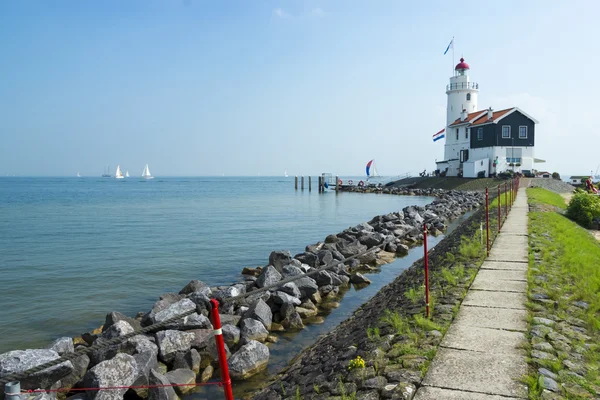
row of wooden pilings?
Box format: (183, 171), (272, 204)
(294, 176), (341, 193)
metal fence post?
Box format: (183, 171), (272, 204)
(423, 223), (430, 319)
(4, 382), (22, 400)
(210, 299), (234, 400)
(504, 182), (508, 218)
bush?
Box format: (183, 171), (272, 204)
(566, 193), (600, 228)
(477, 170), (486, 178)
(552, 172), (561, 180)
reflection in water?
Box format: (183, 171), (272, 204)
(186, 211), (473, 399)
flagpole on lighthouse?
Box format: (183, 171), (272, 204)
(452, 37), (455, 74)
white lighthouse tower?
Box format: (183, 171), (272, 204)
(446, 57), (478, 125)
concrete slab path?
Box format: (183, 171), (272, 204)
(414, 186), (530, 399)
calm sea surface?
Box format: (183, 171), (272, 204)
(0, 176), (434, 354)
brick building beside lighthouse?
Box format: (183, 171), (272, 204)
(435, 58), (538, 178)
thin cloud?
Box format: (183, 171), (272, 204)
(311, 7), (325, 18)
(273, 8), (290, 18)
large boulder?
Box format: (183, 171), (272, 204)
(350, 272), (372, 285)
(281, 312), (304, 330)
(268, 250), (293, 272)
(188, 329), (213, 350)
(337, 240), (368, 258)
(150, 299), (197, 326)
(222, 324), (240, 348)
(240, 318), (269, 343)
(255, 265), (283, 289)
(272, 291), (301, 306)
(294, 277), (319, 299)
(147, 369), (178, 400)
(294, 252), (318, 267)
(279, 282), (301, 298)
(314, 270), (333, 286)
(316, 250), (334, 266)
(0, 349), (74, 390)
(243, 299), (272, 330)
(59, 353), (90, 390)
(281, 264), (304, 277)
(358, 232), (386, 248)
(128, 335), (159, 397)
(102, 311), (142, 332)
(82, 353), (137, 400)
(228, 340), (270, 380)
(165, 368), (196, 396)
(100, 320), (135, 340)
(187, 291), (211, 315)
(179, 280), (210, 295)
(155, 330), (195, 363)
(47, 337), (74, 356)
(172, 348), (201, 374)
(213, 284), (246, 303)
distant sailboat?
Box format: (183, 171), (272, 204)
(366, 159), (379, 181)
(77, 172), (81, 178)
(101, 165), (111, 178)
(284, 170), (288, 178)
(125, 170), (130, 178)
(141, 164), (154, 180)
(115, 165), (125, 179)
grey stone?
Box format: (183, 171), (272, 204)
(165, 368), (196, 396)
(533, 342), (555, 353)
(256, 265), (283, 288)
(151, 298), (197, 326)
(148, 369), (178, 400)
(240, 318), (269, 342)
(314, 270), (333, 286)
(279, 282), (301, 298)
(243, 299), (273, 330)
(281, 311), (304, 330)
(538, 368), (557, 380)
(350, 272), (371, 285)
(361, 375), (388, 390)
(269, 250), (293, 272)
(155, 330), (195, 363)
(533, 317), (555, 327)
(539, 375), (559, 392)
(179, 279), (210, 295)
(295, 277), (319, 299)
(103, 311), (142, 332)
(100, 320), (135, 339)
(0, 349), (74, 390)
(47, 337), (74, 355)
(172, 348), (201, 374)
(58, 354), (90, 389)
(222, 324), (240, 348)
(229, 340), (270, 380)
(188, 329), (213, 350)
(82, 353), (137, 400)
(272, 291), (302, 306)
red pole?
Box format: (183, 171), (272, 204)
(423, 223), (430, 319)
(485, 188), (490, 256)
(504, 182), (508, 218)
(509, 180), (512, 208)
(210, 299), (234, 400)
(497, 185), (501, 232)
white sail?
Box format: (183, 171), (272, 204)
(115, 165), (124, 179)
(284, 170), (288, 177)
(142, 164), (154, 179)
(77, 172), (81, 177)
(125, 171), (129, 178)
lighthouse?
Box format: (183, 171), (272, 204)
(446, 58), (478, 126)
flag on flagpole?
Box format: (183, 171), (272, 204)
(443, 38), (454, 55)
(433, 128), (445, 142)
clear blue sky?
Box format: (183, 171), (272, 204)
(1, 0), (598, 177)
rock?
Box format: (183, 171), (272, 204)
(273, 291), (302, 307)
(282, 264), (304, 277)
(256, 265), (283, 288)
(200, 335), (231, 364)
(316, 249), (334, 266)
(200, 364), (214, 382)
(58, 354), (90, 390)
(314, 270), (333, 286)
(222, 324), (240, 348)
(269, 250), (293, 272)
(187, 329), (212, 350)
(172, 348), (201, 374)
(310, 291), (322, 304)
(533, 342), (555, 353)
(103, 311), (142, 332)
(131, 341), (159, 398)
(240, 318), (269, 343)
(100, 320), (134, 339)
(539, 375), (560, 392)
(243, 299), (273, 330)
(180, 313), (212, 329)
(338, 240), (368, 258)
(294, 252), (318, 267)
(573, 301), (589, 309)
(281, 312), (304, 330)
(228, 340), (270, 380)
(538, 368), (558, 380)
(155, 330), (195, 363)
(350, 272), (371, 284)
(362, 376), (388, 390)
(279, 282), (301, 298)
(0, 349), (74, 390)
(383, 381), (416, 399)
(295, 307), (318, 318)
(532, 350), (558, 362)
(47, 337), (74, 355)
(213, 284), (246, 303)
(82, 353), (137, 399)
(165, 368), (196, 396)
(220, 314), (241, 326)
(179, 279), (210, 295)
(533, 317), (556, 327)
(242, 267), (262, 276)
(294, 277), (319, 299)
(148, 369), (178, 400)
(151, 298), (197, 326)
(187, 291), (211, 315)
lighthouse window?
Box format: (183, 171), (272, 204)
(466, 93), (471, 101)
(502, 126), (511, 138)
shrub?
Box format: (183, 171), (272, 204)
(552, 172), (561, 180)
(348, 355), (365, 370)
(566, 193), (600, 228)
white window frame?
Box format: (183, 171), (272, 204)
(502, 125), (511, 138)
(519, 126), (527, 139)
(477, 127), (483, 140)
(466, 128), (469, 139)
(466, 93), (471, 101)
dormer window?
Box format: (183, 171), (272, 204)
(466, 93), (471, 101)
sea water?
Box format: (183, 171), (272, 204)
(0, 176), (434, 354)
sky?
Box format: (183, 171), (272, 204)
(1, 0), (599, 177)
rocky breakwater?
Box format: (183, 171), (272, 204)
(341, 186), (451, 197)
(0, 190), (482, 400)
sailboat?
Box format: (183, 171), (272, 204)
(284, 170), (288, 178)
(141, 164), (154, 180)
(125, 170), (130, 178)
(115, 165), (125, 179)
(77, 172), (81, 178)
(366, 160), (379, 181)
(101, 165), (111, 178)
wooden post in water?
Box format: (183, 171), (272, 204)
(301, 176), (304, 190)
(308, 176), (312, 192)
(295, 176), (298, 190)
(335, 176), (339, 193)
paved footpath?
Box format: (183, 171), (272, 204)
(414, 187), (529, 399)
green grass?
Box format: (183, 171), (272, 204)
(380, 310), (410, 335)
(414, 314), (442, 331)
(404, 286), (425, 304)
(527, 187), (567, 209)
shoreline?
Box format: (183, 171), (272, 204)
(0, 188), (484, 399)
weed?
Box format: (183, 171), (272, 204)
(348, 355), (365, 370)
(366, 326), (380, 341)
(295, 386), (301, 400)
(441, 267), (458, 286)
(279, 382), (286, 396)
(381, 310), (410, 335)
(521, 373), (542, 399)
(313, 383), (319, 394)
(405, 286), (424, 304)
(455, 264), (465, 281)
(414, 314), (442, 331)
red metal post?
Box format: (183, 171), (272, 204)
(423, 223), (430, 319)
(504, 182), (508, 218)
(210, 299), (234, 400)
(497, 185), (501, 232)
(485, 188), (490, 256)
(509, 180), (513, 208)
